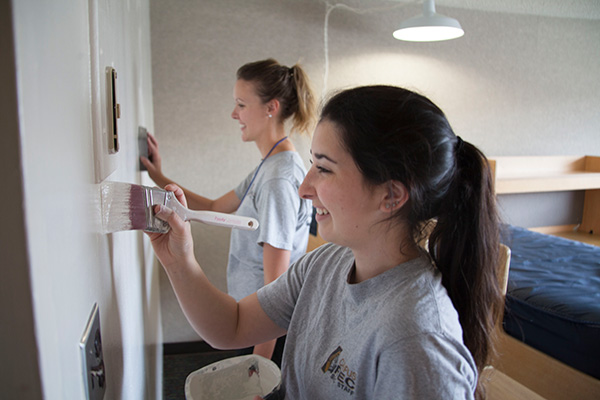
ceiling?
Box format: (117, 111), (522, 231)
(315, 0), (600, 20)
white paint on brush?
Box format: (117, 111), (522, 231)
(100, 181), (136, 233)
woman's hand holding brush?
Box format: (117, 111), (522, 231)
(146, 184), (196, 271)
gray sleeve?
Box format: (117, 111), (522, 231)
(375, 333), (477, 399)
(256, 248), (316, 330)
(255, 178), (301, 250)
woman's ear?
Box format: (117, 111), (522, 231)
(266, 99), (280, 117)
(380, 180), (410, 213)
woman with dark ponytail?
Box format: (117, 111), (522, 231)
(312, 85), (502, 398)
(148, 85), (503, 399)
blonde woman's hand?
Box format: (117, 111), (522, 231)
(140, 132), (164, 182)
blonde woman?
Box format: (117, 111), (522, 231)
(141, 59), (317, 363)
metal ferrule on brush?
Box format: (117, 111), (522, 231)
(143, 187), (171, 233)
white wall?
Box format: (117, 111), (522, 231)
(2, 0), (161, 399)
(150, 0), (600, 343)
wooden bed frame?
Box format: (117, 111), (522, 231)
(489, 155), (600, 399)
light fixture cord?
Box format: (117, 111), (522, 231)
(321, 1), (410, 98)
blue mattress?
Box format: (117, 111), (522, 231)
(501, 225), (600, 379)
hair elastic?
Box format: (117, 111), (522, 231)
(455, 136), (464, 152)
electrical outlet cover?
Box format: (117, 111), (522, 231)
(80, 303), (106, 400)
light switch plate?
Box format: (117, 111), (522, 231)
(80, 303), (105, 400)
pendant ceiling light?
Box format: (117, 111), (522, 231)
(393, 0), (464, 42)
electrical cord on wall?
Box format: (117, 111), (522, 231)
(321, 1), (410, 97)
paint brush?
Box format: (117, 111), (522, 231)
(100, 181), (259, 234)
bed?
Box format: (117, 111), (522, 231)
(501, 224), (600, 379)
(489, 155), (600, 400)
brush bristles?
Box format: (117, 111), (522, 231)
(101, 182), (153, 233)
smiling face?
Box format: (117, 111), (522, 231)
(299, 120), (389, 249)
(231, 79), (270, 142)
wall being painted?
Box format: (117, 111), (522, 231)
(150, 0), (600, 343)
(2, 0), (160, 398)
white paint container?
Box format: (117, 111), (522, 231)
(185, 355), (282, 400)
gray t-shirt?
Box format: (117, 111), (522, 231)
(257, 243), (477, 399)
(228, 151), (311, 301)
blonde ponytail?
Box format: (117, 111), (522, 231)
(289, 64), (317, 136)
(237, 59), (317, 136)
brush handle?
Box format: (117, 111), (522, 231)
(183, 209), (259, 231)
(166, 193), (259, 231)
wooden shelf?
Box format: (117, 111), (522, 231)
(489, 155), (600, 237)
(490, 156), (600, 194)
(494, 172), (600, 194)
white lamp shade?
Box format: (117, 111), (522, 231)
(393, 0), (464, 42)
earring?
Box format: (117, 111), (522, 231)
(268, 114), (272, 118)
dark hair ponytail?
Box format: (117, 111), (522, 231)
(427, 139), (503, 381)
(320, 85), (503, 399)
